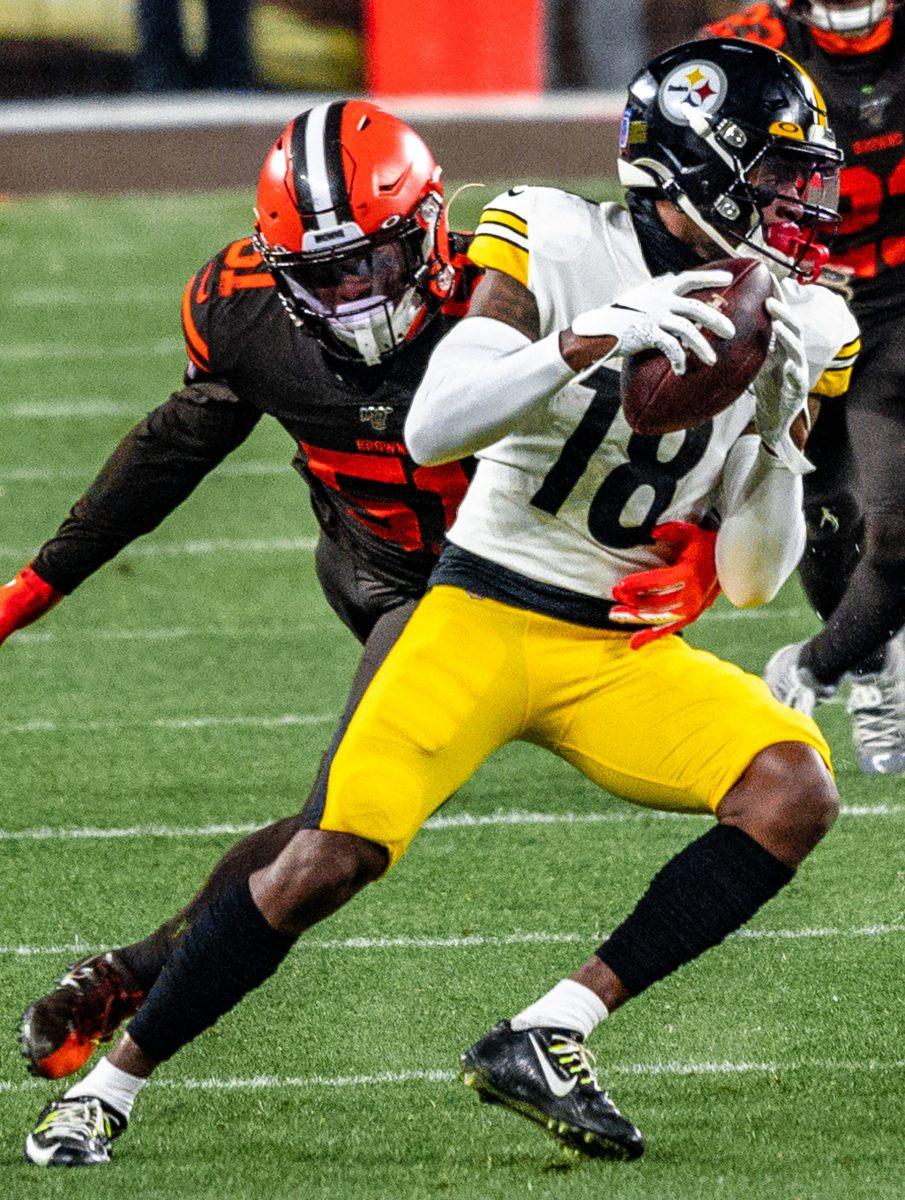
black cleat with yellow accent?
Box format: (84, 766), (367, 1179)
(460, 1020), (644, 1160)
(19, 952), (145, 1080)
(24, 1096), (126, 1167)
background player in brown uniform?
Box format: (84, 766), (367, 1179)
(7, 99), (482, 1089)
(704, 0), (905, 773)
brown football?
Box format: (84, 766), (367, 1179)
(620, 257), (773, 436)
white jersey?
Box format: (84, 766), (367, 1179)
(447, 186), (859, 599)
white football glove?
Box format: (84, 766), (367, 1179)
(571, 269), (736, 377)
(753, 296), (813, 476)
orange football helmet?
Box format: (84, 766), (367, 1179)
(254, 99), (454, 365)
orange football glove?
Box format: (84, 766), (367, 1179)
(611, 521), (720, 650)
(0, 564), (63, 646)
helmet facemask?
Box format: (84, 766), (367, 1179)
(692, 120), (842, 281)
(256, 192), (449, 366)
(778, 0), (898, 35)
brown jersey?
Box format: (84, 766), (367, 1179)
(33, 235), (480, 596)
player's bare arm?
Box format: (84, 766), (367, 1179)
(466, 268), (542, 341)
(466, 266), (621, 370)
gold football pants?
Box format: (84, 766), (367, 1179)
(316, 586), (831, 867)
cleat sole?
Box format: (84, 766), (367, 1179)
(459, 1063), (642, 1161)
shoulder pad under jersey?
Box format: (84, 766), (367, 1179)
(181, 237), (275, 375)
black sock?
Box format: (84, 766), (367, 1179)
(597, 825), (794, 997)
(116, 816), (306, 990)
(126, 881), (296, 1063)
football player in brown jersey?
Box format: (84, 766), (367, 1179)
(10, 97), (482, 1110)
(703, 1), (905, 773)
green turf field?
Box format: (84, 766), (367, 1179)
(0, 188), (902, 1199)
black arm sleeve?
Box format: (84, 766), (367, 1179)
(31, 381), (261, 593)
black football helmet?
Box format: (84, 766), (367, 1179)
(618, 38), (843, 281)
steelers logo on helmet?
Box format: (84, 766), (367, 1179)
(657, 61), (728, 126)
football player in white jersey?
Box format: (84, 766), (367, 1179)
(20, 39), (858, 1166)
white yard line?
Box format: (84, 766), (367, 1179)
(0, 535), (317, 559)
(0, 399), (136, 419)
(424, 804), (903, 829)
(0, 460), (285, 483)
(9, 286), (174, 307)
(0, 803), (899, 842)
(10, 623), (321, 646)
(0, 1057), (901, 1097)
(0, 338), (183, 363)
(2, 923), (902, 960)
(0, 712), (335, 737)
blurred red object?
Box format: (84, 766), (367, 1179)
(364, 0), (544, 96)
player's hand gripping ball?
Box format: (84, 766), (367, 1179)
(620, 257), (773, 436)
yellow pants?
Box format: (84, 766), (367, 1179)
(318, 586), (831, 867)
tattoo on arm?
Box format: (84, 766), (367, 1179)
(467, 269), (541, 342)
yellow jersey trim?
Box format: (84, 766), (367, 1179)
(812, 366), (854, 398)
(468, 232), (530, 286)
(478, 207), (528, 237)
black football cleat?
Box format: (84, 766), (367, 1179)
(19, 952), (145, 1079)
(24, 1096), (126, 1167)
(460, 1020), (644, 1160)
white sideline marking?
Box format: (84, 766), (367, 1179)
(0, 535), (317, 560)
(0, 460), (285, 483)
(0, 338), (183, 363)
(2, 923), (902, 960)
(0, 90), (624, 137)
(0, 399), (136, 419)
(0, 1058), (901, 1097)
(0, 803), (900, 842)
(0, 712), (334, 737)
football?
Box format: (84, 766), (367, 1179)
(620, 257), (773, 436)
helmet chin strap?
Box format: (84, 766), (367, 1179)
(674, 191), (795, 283)
(620, 157), (797, 282)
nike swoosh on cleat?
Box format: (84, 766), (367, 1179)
(24, 1135), (58, 1166)
(528, 1032), (578, 1098)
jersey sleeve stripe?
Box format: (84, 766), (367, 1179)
(181, 277), (210, 368)
(185, 342), (208, 372)
(833, 337), (861, 361)
(473, 220), (529, 251)
(812, 365), (854, 398)
(468, 233), (529, 285)
(478, 207), (528, 236)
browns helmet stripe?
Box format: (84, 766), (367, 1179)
(288, 100), (354, 231)
(322, 101), (355, 224)
(287, 109), (314, 217)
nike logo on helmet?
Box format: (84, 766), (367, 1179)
(528, 1032), (578, 1098)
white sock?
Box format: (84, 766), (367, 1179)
(510, 979), (607, 1039)
(64, 1057), (147, 1123)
